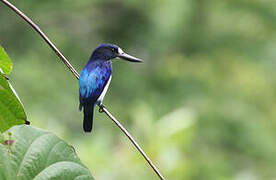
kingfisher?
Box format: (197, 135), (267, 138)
(79, 44), (142, 132)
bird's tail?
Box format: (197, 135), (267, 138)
(83, 103), (94, 133)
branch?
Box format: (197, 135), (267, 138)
(0, 0), (165, 179)
(1, 0), (80, 80)
(99, 105), (164, 179)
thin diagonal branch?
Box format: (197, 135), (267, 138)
(1, 0), (80, 80)
(99, 106), (164, 179)
(0, 0), (165, 179)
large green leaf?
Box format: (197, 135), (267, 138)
(0, 46), (12, 75)
(0, 125), (94, 180)
(0, 74), (27, 132)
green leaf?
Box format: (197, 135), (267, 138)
(0, 125), (94, 180)
(0, 46), (12, 75)
(0, 75), (27, 132)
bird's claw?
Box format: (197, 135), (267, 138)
(99, 104), (105, 113)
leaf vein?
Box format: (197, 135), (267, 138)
(16, 133), (52, 177)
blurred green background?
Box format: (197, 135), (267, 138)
(1, 0), (276, 179)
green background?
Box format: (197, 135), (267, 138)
(1, 0), (276, 179)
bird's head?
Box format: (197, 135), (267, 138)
(91, 44), (142, 62)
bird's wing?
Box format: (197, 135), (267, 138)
(79, 65), (111, 108)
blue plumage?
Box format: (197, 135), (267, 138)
(79, 44), (142, 132)
(79, 61), (112, 104)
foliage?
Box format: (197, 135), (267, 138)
(0, 46), (26, 132)
(0, 46), (12, 74)
(0, 125), (93, 180)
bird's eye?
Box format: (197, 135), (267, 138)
(111, 48), (115, 52)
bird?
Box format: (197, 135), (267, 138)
(79, 44), (142, 132)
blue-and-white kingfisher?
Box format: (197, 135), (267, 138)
(79, 44), (142, 132)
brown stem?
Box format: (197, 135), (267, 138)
(99, 105), (165, 179)
(1, 0), (80, 80)
(0, 0), (165, 179)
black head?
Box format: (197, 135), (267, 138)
(91, 43), (142, 62)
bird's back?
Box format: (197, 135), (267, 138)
(79, 60), (112, 107)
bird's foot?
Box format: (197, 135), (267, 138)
(99, 104), (105, 113)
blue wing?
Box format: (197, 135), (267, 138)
(79, 61), (112, 110)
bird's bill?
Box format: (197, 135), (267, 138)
(118, 53), (143, 62)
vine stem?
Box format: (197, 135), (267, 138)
(99, 105), (164, 179)
(0, 0), (165, 179)
(1, 0), (80, 79)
